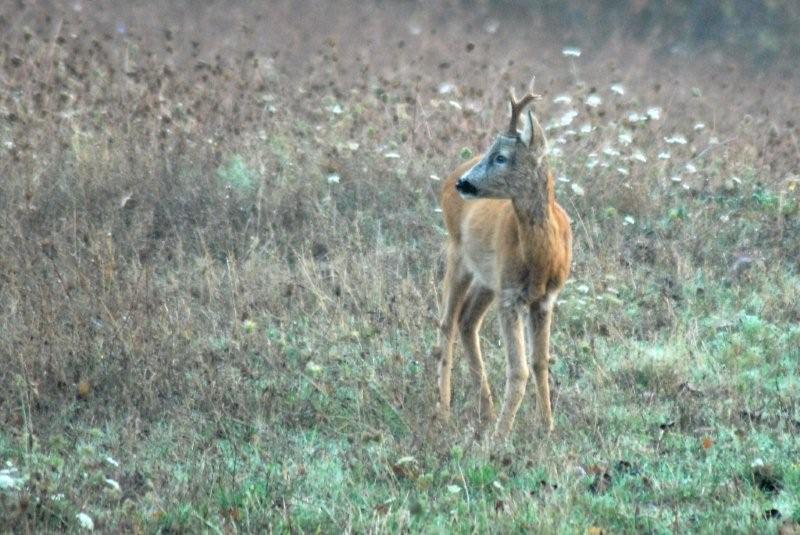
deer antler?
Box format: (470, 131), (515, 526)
(508, 86), (542, 135)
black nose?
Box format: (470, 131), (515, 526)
(456, 179), (478, 195)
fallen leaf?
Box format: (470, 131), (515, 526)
(589, 472), (612, 494)
(701, 437), (714, 450)
(587, 464), (606, 475)
(391, 456), (419, 480)
(221, 507), (240, 521)
(752, 464), (782, 494)
(615, 460), (638, 475)
(658, 421), (675, 431)
(77, 380), (91, 400)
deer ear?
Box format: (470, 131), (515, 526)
(520, 109), (533, 147)
(522, 109), (547, 157)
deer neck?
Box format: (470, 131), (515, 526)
(511, 167), (555, 231)
(509, 168), (557, 289)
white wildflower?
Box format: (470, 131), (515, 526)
(384, 152), (401, 159)
(327, 174), (340, 184)
(576, 284), (590, 294)
(553, 94), (572, 105)
(448, 100), (462, 110)
(306, 361), (323, 374)
(631, 150), (647, 163)
(76, 512), (94, 530)
(585, 94), (602, 108)
(646, 107), (662, 120)
(627, 112), (645, 123)
(104, 456), (120, 467)
(709, 136), (720, 144)
(670, 175), (682, 183)
(623, 216), (635, 225)
(694, 122), (706, 131)
(731, 176), (742, 184)
(105, 478), (121, 492)
(437, 82), (455, 94)
(557, 175), (570, 183)
(685, 163), (697, 173)
(617, 167), (629, 176)
(570, 183), (585, 196)
(610, 84), (626, 95)
(618, 132), (633, 145)
(346, 141), (360, 151)
(429, 174), (440, 181)
(579, 123), (593, 134)
(559, 109), (578, 127)
(602, 146), (620, 157)
(658, 151), (671, 160)
(549, 146), (563, 157)
(327, 104), (343, 115)
(664, 134), (688, 145)
(447, 484), (462, 493)
(556, 136), (567, 145)
(563, 129), (577, 137)
(0, 470), (23, 490)
(562, 47), (581, 57)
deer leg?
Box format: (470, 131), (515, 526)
(528, 303), (554, 432)
(458, 283), (496, 428)
(435, 246), (471, 419)
(492, 306), (528, 442)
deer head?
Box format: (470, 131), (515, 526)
(456, 88), (548, 200)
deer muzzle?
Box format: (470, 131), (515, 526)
(456, 178), (479, 197)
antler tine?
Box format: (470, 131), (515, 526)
(508, 86), (542, 134)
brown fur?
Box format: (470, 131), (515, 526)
(434, 106), (572, 442)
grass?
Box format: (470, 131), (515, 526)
(1, 1), (799, 533)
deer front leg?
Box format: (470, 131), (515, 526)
(528, 302), (554, 432)
(458, 283), (496, 428)
(492, 305), (528, 442)
(434, 246), (471, 420)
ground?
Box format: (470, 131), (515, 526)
(0, 1), (798, 533)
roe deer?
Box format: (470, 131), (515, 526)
(435, 86), (572, 442)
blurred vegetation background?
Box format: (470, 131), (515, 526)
(0, 0), (797, 532)
(484, 0), (800, 67)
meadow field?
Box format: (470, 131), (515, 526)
(1, 1), (799, 532)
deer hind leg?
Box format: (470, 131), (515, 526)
(528, 302), (554, 432)
(435, 245), (472, 419)
(458, 283), (496, 428)
(492, 306), (528, 442)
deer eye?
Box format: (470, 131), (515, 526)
(494, 154), (507, 164)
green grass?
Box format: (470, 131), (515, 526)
(1, 1), (799, 533)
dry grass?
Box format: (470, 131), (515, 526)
(1, 1), (799, 532)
